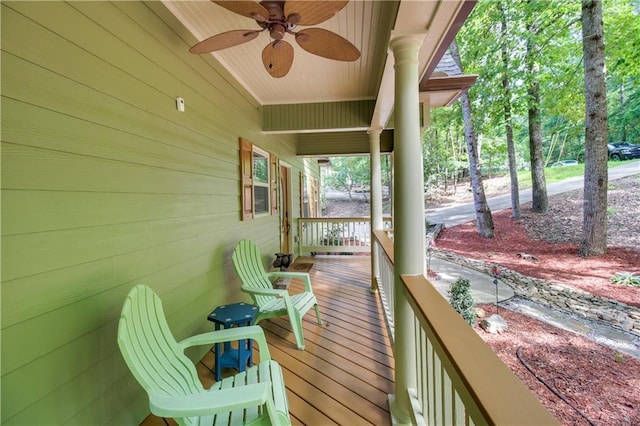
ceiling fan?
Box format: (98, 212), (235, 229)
(189, 1), (361, 78)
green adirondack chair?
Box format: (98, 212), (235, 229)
(232, 240), (322, 350)
(117, 285), (291, 426)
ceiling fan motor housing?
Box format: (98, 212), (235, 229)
(257, 1), (299, 40)
(260, 1), (285, 21)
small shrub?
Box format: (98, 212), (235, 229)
(448, 278), (477, 326)
(610, 272), (640, 287)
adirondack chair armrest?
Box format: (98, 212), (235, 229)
(177, 325), (271, 360)
(242, 287), (288, 298)
(149, 382), (277, 418)
(267, 271), (313, 292)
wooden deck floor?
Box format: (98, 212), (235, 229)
(143, 256), (395, 426)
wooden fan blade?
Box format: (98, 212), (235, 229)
(262, 40), (294, 78)
(211, 1), (269, 22)
(189, 30), (260, 54)
(284, 1), (348, 25)
(295, 28), (360, 61)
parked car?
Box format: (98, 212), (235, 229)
(608, 141), (640, 160)
(551, 160), (578, 167)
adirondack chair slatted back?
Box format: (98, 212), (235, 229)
(232, 240), (276, 307)
(232, 239), (321, 350)
(118, 285), (204, 399)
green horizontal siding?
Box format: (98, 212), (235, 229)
(297, 130), (394, 155)
(1, 1), (313, 424)
(263, 100), (376, 132)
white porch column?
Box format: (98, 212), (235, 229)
(388, 34), (426, 424)
(369, 127), (383, 293)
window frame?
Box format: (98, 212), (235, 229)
(239, 138), (278, 221)
(252, 146), (270, 217)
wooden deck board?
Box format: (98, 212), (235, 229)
(278, 358), (389, 424)
(141, 255), (393, 426)
(262, 320), (393, 404)
(266, 318), (394, 386)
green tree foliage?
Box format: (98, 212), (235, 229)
(323, 156), (369, 197)
(448, 278), (477, 326)
(604, 0), (640, 142)
(423, 106), (467, 195)
(424, 0), (638, 187)
(322, 155), (391, 200)
(421, 0), (637, 258)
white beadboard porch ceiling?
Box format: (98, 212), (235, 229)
(164, 0), (395, 106)
(163, 0), (475, 127)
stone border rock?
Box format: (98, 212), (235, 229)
(434, 249), (640, 337)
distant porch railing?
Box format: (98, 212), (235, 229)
(372, 230), (557, 425)
(298, 217), (391, 255)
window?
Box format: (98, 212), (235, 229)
(253, 148), (269, 215)
(239, 138), (278, 221)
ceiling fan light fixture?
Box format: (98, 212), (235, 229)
(269, 23), (286, 40)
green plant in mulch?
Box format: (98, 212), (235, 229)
(610, 272), (640, 287)
(448, 278), (477, 326)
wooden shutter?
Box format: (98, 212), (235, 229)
(239, 138), (254, 221)
(270, 154), (279, 215)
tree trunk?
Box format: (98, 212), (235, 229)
(526, 0), (548, 213)
(579, 0), (608, 257)
(450, 40), (495, 238)
(500, 1), (520, 219)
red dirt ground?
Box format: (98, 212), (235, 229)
(435, 209), (640, 308)
(476, 304), (640, 425)
(433, 179), (640, 426)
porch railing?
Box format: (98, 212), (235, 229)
(372, 230), (557, 425)
(298, 217), (391, 255)
(373, 229), (395, 341)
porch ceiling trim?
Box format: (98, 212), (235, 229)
(296, 130), (394, 156)
(262, 100), (375, 134)
(420, 75), (478, 92)
(420, 74), (478, 107)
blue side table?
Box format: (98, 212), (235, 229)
(207, 302), (258, 381)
